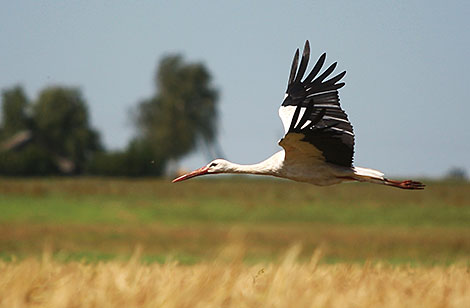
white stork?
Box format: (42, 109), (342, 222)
(173, 41), (425, 190)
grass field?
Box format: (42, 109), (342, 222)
(1, 177), (469, 264)
(1, 177), (470, 307)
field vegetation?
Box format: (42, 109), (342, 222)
(1, 246), (469, 308)
(1, 177), (469, 307)
(1, 177), (469, 264)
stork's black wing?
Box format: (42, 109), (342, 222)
(278, 40), (354, 167)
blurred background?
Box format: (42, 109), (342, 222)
(0, 1), (469, 265)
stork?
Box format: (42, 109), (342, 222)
(173, 41), (425, 190)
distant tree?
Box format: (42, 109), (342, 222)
(134, 55), (219, 163)
(0, 86), (31, 139)
(445, 167), (468, 181)
(0, 85), (102, 175)
(33, 87), (102, 172)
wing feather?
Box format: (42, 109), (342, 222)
(304, 53), (326, 83)
(294, 41), (310, 83)
(278, 40), (354, 167)
(288, 49), (299, 85)
(312, 62), (337, 85)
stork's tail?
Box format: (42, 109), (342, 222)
(352, 167), (425, 190)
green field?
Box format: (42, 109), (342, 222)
(1, 177), (469, 265)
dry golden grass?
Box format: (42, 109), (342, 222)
(1, 246), (469, 308)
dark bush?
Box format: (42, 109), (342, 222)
(0, 144), (58, 176)
(86, 140), (165, 177)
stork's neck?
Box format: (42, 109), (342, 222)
(226, 151), (284, 176)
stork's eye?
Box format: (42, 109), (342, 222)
(209, 162), (218, 167)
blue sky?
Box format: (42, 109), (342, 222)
(1, 1), (469, 177)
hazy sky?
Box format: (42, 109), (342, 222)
(1, 1), (469, 177)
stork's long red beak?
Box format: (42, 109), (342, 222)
(172, 166), (210, 183)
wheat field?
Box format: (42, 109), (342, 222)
(1, 246), (469, 308)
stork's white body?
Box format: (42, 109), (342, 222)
(244, 150), (343, 185)
(172, 41), (424, 190)
(221, 150), (383, 186)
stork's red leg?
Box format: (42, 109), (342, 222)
(384, 179), (425, 190)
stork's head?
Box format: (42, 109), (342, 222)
(172, 159), (230, 183)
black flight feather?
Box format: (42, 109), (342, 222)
(281, 41), (354, 167)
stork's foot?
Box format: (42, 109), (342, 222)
(385, 179), (425, 190)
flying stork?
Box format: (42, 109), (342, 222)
(173, 41), (425, 190)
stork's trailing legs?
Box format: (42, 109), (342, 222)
(344, 166), (424, 190)
(383, 179), (425, 190)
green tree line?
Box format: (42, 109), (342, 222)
(0, 54), (219, 176)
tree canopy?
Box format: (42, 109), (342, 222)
(33, 87), (101, 172)
(0, 86), (30, 139)
(134, 55), (220, 162)
(0, 85), (102, 175)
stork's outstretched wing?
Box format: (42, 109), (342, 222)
(278, 40), (354, 167)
